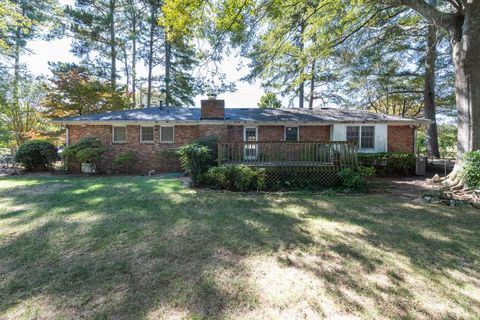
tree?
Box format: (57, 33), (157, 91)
(258, 92), (282, 109)
(66, 0), (125, 89)
(162, 0), (479, 183)
(386, 0), (480, 183)
(0, 0), (32, 54)
(0, 73), (52, 148)
(42, 63), (131, 117)
(423, 0), (440, 157)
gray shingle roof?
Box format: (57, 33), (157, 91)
(53, 107), (425, 124)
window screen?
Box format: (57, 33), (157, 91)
(113, 126), (127, 142)
(141, 126), (154, 142)
(346, 126), (360, 146)
(361, 126), (375, 149)
(285, 127), (299, 141)
(160, 126), (174, 143)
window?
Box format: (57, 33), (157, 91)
(160, 126), (174, 143)
(346, 126), (375, 149)
(112, 126), (127, 143)
(361, 126), (375, 149)
(285, 126), (299, 141)
(140, 126), (154, 143)
(346, 126), (360, 146)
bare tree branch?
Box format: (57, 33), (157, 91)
(386, 0), (459, 30)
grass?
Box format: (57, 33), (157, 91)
(0, 176), (479, 319)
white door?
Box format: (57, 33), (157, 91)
(244, 127), (258, 160)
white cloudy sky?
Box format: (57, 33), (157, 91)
(22, 0), (287, 109)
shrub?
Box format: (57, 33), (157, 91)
(204, 165), (266, 191)
(358, 152), (414, 176)
(62, 137), (107, 173)
(156, 148), (179, 167)
(113, 150), (137, 173)
(192, 135), (220, 166)
(14, 140), (59, 171)
(464, 151), (480, 189)
(178, 143), (211, 185)
(338, 166), (375, 192)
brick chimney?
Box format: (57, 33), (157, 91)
(201, 99), (225, 120)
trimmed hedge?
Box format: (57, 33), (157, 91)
(204, 165), (266, 191)
(358, 152), (415, 176)
(14, 140), (59, 171)
(464, 151), (480, 189)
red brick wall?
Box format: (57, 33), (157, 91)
(198, 124), (228, 141)
(227, 125), (243, 142)
(388, 125), (415, 153)
(67, 123), (335, 173)
(67, 124), (203, 173)
(299, 125), (331, 141)
(258, 126), (284, 141)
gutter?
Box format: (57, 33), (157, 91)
(52, 119), (429, 126)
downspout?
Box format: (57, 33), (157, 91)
(65, 125), (69, 147)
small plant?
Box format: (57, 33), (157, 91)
(338, 166), (375, 192)
(14, 140), (59, 171)
(62, 137), (107, 173)
(113, 150), (137, 173)
(204, 165), (266, 191)
(178, 143), (211, 185)
(464, 150), (480, 190)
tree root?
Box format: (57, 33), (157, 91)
(427, 165), (480, 208)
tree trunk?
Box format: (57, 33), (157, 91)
(308, 59), (316, 110)
(164, 36), (171, 107)
(424, 22), (440, 158)
(298, 23), (305, 108)
(110, 0), (117, 89)
(146, 9), (155, 108)
(131, 12), (137, 107)
(444, 2), (480, 185)
(452, 6), (480, 164)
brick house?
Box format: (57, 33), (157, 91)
(54, 99), (426, 173)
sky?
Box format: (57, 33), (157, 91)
(25, 38), (273, 109)
(21, 0), (275, 109)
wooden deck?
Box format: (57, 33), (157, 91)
(218, 141), (358, 170)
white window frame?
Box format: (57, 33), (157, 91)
(159, 126), (175, 143)
(112, 126), (127, 143)
(284, 126), (299, 141)
(243, 126), (258, 142)
(346, 125), (375, 150)
(140, 126), (155, 143)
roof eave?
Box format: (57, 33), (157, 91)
(52, 119), (428, 126)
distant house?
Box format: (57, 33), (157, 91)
(53, 99), (425, 173)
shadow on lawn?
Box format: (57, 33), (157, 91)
(277, 195), (480, 317)
(0, 177), (479, 318)
(0, 177), (312, 318)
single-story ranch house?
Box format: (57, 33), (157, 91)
(54, 99), (426, 173)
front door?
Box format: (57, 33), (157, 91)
(244, 127), (258, 160)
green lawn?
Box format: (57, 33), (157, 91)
(0, 176), (479, 319)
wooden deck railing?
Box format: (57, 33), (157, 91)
(217, 141), (358, 169)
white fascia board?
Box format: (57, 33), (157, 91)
(52, 119), (427, 126)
